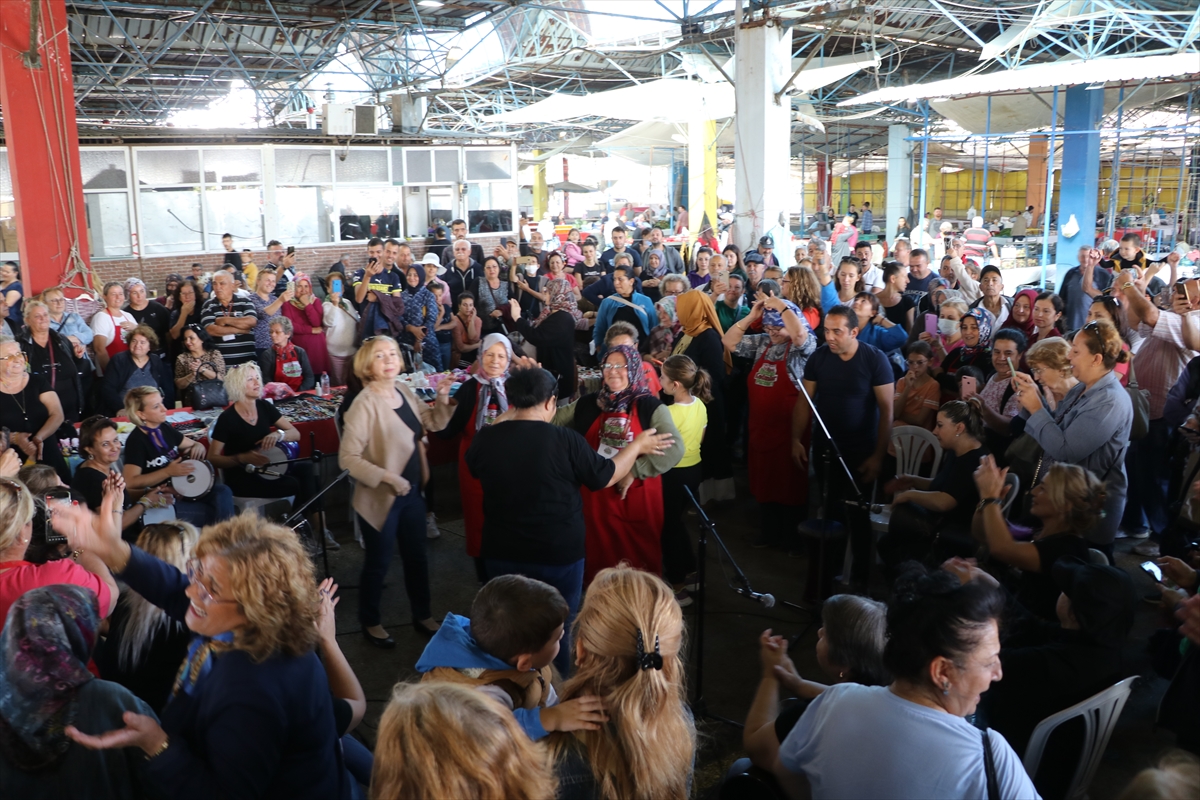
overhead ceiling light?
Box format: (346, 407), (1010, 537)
(418, 0), (444, 7)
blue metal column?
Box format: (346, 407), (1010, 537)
(1055, 84), (1105, 264)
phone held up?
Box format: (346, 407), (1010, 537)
(1140, 560), (1163, 583)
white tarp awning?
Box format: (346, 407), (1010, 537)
(591, 120), (737, 166)
(839, 52), (1200, 108)
(485, 79), (735, 125)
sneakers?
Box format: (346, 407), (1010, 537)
(323, 529), (341, 551)
(426, 512), (441, 539)
(683, 573), (700, 592)
(1116, 527), (1151, 540)
(1132, 541), (1160, 558)
(674, 588), (694, 608)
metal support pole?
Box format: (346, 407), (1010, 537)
(918, 103), (931, 242)
(1108, 87), (1124, 237)
(1040, 87), (1059, 288)
(981, 96), (991, 215)
(1174, 90), (1193, 244)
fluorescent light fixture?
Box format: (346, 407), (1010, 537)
(418, 0), (443, 7)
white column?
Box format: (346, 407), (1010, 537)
(733, 19), (793, 252)
(886, 124), (912, 239)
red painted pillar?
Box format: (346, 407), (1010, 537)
(815, 160), (829, 210)
(0, 0), (91, 294)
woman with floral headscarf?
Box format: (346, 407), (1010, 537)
(280, 272), (329, 376)
(939, 306), (995, 388)
(554, 344), (684, 583)
(649, 295), (682, 362)
(509, 279), (580, 401)
(400, 265), (443, 370)
(440, 333), (526, 582)
(0, 585), (157, 796)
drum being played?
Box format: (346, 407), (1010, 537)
(256, 441), (300, 480)
(171, 459), (216, 498)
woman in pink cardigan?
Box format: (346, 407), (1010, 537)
(339, 335), (453, 648)
(280, 273), (330, 377)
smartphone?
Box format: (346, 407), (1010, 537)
(1140, 560), (1163, 583)
(330, 277), (343, 295)
(1007, 357), (1017, 377)
(43, 489), (72, 545)
(500, 237), (509, 247)
(960, 376), (978, 399)
(924, 314), (938, 336)
(286, 245), (295, 256)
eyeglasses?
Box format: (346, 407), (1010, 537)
(600, 363), (628, 372)
(186, 558), (237, 606)
(0, 353), (26, 364)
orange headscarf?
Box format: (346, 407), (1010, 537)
(674, 290), (732, 372)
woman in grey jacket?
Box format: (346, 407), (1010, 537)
(1014, 320), (1133, 555)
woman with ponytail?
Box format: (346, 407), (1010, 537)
(878, 400), (989, 568)
(973, 457), (1101, 620)
(658, 355), (712, 605)
(550, 566), (695, 800)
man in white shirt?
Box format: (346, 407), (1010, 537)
(854, 240), (884, 293)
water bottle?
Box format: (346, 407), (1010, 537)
(320, 372), (330, 396)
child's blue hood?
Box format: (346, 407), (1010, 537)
(414, 613), (512, 673)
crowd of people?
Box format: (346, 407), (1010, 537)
(0, 210), (1199, 798)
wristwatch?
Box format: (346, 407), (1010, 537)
(976, 497), (1002, 512)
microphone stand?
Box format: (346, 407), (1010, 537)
(285, 466), (352, 579)
(782, 378), (871, 643)
(685, 486), (775, 728)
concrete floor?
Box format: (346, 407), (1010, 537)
(310, 459), (1182, 798)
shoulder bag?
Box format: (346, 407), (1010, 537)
(1126, 351), (1150, 441)
(190, 379), (228, 411)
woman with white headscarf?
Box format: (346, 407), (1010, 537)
(439, 333), (528, 582)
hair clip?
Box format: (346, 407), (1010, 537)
(635, 630), (663, 671)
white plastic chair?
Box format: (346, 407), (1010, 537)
(892, 425), (943, 479)
(233, 496), (294, 517)
(1085, 548), (1109, 566)
(1022, 676), (1137, 800)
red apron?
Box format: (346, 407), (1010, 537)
(580, 407), (664, 584)
(747, 345), (809, 507)
(104, 310), (128, 360)
(457, 389), (501, 558)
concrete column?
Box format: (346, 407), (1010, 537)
(688, 119), (718, 246)
(0, 0), (91, 293)
(886, 125), (913, 237)
(1026, 136), (1048, 221)
(1056, 85), (1104, 258)
(733, 18), (793, 251)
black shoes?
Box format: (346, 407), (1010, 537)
(362, 628), (396, 649)
(412, 619), (441, 639)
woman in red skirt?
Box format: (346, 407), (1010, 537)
(722, 283), (816, 551)
(554, 344), (683, 584)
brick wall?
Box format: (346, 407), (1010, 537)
(85, 235), (506, 295)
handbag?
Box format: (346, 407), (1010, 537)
(190, 379), (228, 411)
(1126, 352), (1150, 440)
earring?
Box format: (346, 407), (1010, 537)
(838, 671), (845, 679)
(942, 682), (951, 695)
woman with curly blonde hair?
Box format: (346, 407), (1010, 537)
(781, 266), (823, 331)
(52, 504), (349, 799)
(550, 565), (696, 800)
(370, 681), (557, 800)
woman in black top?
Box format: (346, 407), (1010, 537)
(99, 326), (174, 417)
(508, 279), (580, 401)
(71, 416), (173, 540)
(18, 300), (83, 430)
(94, 519), (198, 713)
(206, 363), (323, 533)
(0, 336), (70, 482)
(878, 401), (989, 569)
(673, 290), (733, 500)
(973, 457), (1100, 620)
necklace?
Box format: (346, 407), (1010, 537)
(1, 379), (27, 423)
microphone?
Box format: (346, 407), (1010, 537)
(244, 464), (286, 477)
(736, 587), (776, 608)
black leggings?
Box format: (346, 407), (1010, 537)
(661, 464), (701, 585)
(222, 460), (322, 512)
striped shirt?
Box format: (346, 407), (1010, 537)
(200, 296), (258, 366)
(1134, 310), (1199, 419)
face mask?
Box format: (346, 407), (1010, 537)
(937, 318), (960, 336)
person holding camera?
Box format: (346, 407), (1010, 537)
(0, 472), (119, 626)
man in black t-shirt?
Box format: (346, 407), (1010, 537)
(466, 368), (672, 671)
(795, 305), (895, 588)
